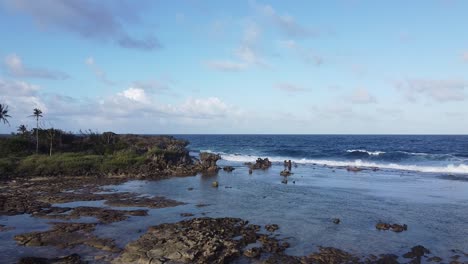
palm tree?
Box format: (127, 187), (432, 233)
(0, 104), (11, 126)
(17, 124), (28, 135)
(31, 108), (43, 154)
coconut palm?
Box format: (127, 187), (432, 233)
(31, 108), (43, 154)
(17, 124), (28, 135)
(0, 104), (11, 126)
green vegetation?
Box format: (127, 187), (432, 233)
(0, 107), (192, 179)
(0, 104), (11, 126)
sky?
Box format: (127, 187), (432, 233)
(0, 0), (468, 134)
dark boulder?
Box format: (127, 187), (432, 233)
(250, 158), (272, 170)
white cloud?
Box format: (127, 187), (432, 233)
(254, 2), (316, 38)
(349, 88), (377, 104)
(205, 22), (267, 71)
(395, 78), (467, 102)
(118, 87), (150, 104)
(0, 78), (47, 121)
(205, 60), (247, 72)
(85, 56), (115, 85)
(178, 97), (230, 118)
(4, 54), (69, 80)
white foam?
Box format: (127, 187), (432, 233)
(346, 149), (386, 156)
(220, 154), (468, 174)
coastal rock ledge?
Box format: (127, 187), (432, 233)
(112, 217), (289, 264)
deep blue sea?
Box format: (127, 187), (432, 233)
(178, 135), (468, 175)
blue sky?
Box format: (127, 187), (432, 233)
(1, 0), (468, 134)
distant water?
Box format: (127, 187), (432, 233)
(176, 135), (468, 175)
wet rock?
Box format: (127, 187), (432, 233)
(265, 224), (279, 232)
(223, 166), (235, 172)
(105, 194), (184, 208)
(14, 222), (120, 253)
(280, 170), (292, 176)
(113, 217), (279, 264)
(180, 213), (194, 217)
(346, 166), (363, 172)
(376, 222), (408, 232)
(281, 179), (288, 184)
(427, 256), (443, 262)
(243, 247), (262, 258)
(38, 206), (148, 224)
(198, 152), (221, 173)
(403, 245), (431, 263)
(249, 169), (253, 174)
(373, 254), (399, 264)
(301, 247), (361, 264)
(18, 254), (84, 264)
(0, 224), (15, 232)
(250, 158), (272, 170)
(187, 187), (194, 191)
(332, 218), (341, 224)
(212, 181), (219, 187)
(0, 193), (52, 216)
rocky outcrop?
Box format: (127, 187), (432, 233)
(112, 217), (288, 264)
(403, 245), (431, 263)
(250, 158), (272, 170)
(15, 222), (120, 252)
(196, 152), (221, 173)
(376, 222), (408, 232)
(38, 206), (148, 224)
(223, 166), (235, 172)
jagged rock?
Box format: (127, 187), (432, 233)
(376, 222), (408, 232)
(14, 222), (120, 252)
(250, 158), (272, 170)
(198, 152), (221, 173)
(112, 217), (281, 264)
(280, 170), (292, 176)
(223, 166), (235, 172)
(243, 247), (262, 258)
(301, 247), (361, 264)
(265, 224), (279, 232)
(403, 245), (431, 263)
(212, 181), (219, 187)
(332, 218), (341, 224)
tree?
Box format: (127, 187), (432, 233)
(0, 104), (11, 126)
(31, 108), (43, 154)
(17, 124), (28, 135)
(46, 127), (56, 156)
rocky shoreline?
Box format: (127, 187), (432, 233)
(1, 173), (467, 263)
(1, 136), (467, 263)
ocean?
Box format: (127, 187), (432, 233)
(180, 134), (468, 175)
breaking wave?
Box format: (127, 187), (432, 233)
(219, 153), (468, 174)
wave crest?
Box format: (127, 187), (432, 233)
(219, 153), (468, 174)
(346, 149), (385, 156)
